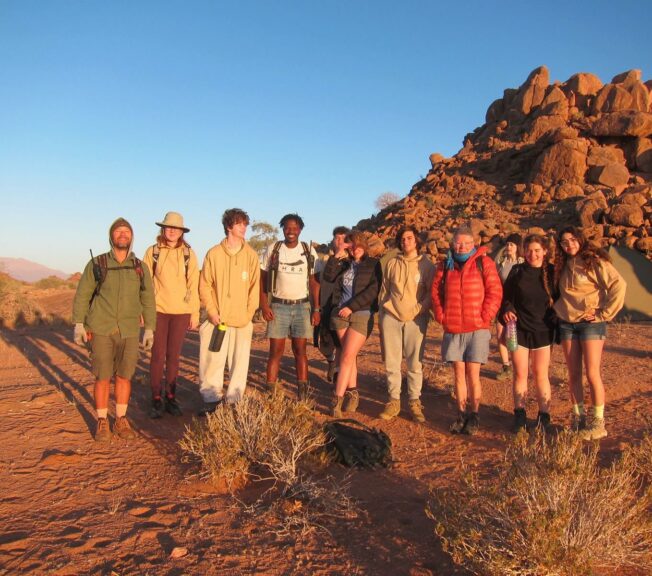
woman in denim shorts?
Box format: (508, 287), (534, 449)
(500, 235), (558, 434)
(322, 232), (381, 417)
(553, 226), (626, 441)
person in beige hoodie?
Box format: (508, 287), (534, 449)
(197, 208), (260, 413)
(553, 226), (626, 441)
(377, 226), (435, 422)
(143, 212), (200, 418)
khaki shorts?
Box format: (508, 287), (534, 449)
(91, 333), (139, 380)
(330, 309), (374, 339)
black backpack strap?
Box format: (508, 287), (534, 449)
(89, 253), (109, 306)
(133, 256), (145, 291)
(182, 242), (191, 282)
(151, 245), (160, 276)
(267, 241), (283, 294)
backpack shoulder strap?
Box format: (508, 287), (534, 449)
(182, 242), (191, 282)
(151, 244), (160, 276)
(133, 256), (145, 290)
(89, 253), (109, 305)
(301, 241), (314, 277)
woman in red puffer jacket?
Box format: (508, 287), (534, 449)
(431, 225), (502, 435)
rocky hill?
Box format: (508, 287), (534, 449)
(356, 66), (652, 260)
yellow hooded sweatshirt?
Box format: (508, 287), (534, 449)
(143, 242), (201, 325)
(379, 253), (435, 322)
(553, 256), (626, 323)
(199, 239), (260, 328)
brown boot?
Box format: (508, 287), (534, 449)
(114, 416), (137, 440)
(94, 417), (112, 443)
(379, 398), (401, 420)
(342, 389), (359, 413)
(408, 399), (425, 423)
(332, 395), (344, 418)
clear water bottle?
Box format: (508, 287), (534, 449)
(506, 319), (518, 352)
(209, 323), (228, 352)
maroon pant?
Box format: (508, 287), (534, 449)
(150, 312), (190, 400)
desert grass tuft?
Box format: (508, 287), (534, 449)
(427, 429), (652, 576)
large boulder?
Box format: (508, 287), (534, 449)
(587, 163), (630, 190)
(587, 145), (626, 167)
(531, 139), (588, 186)
(628, 82), (650, 112)
(610, 204), (644, 227)
(513, 66), (549, 115)
(612, 69), (642, 87)
(565, 72), (603, 96)
(576, 192), (608, 227)
(591, 84), (634, 114)
(588, 111), (652, 137)
(635, 138), (652, 172)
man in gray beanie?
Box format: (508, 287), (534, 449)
(72, 217), (156, 442)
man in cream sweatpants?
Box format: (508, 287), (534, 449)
(198, 208), (260, 414)
(378, 226), (435, 423)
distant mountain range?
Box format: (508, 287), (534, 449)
(0, 257), (70, 283)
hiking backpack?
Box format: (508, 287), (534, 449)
(89, 252), (145, 306)
(266, 240), (315, 294)
(151, 242), (191, 280)
(324, 418), (392, 468)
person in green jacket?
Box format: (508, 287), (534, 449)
(72, 217), (156, 442)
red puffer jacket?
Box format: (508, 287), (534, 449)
(431, 246), (503, 334)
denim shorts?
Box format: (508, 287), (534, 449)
(91, 333), (139, 380)
(442, 329), (491, 364)
(558, 321), (607, 341)
(266, 302), (313, 339)
(330, 309), (374, 338)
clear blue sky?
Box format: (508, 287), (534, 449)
(1, 0), (650, 273)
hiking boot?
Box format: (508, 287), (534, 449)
(379, 399), (401, 421)
(536, 411), (553, 433)
(512, 408), (528, 434)
(114, 417), (137, 440)
(198, 401), (220, 417)
(165, 397), (183, 416)
(326, 360), (336, 383)
(449, 412), (467, 434)
(462, 413), (480, 436)
(332, 395), (344, 418)
(94, 417), (112, 443)
(408, 399), (425, 423)
(570, 413), (587, 432)
(496, 364), (513, 382)
(149, 398), (164, 419)
(297, 381), (310, 402)
(342, 389), (359, 413)
(580, 417), (608, 441)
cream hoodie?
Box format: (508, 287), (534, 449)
(199, 239), (260, 328)
(379, 253), (435, 322)
(143, 243), (201, 325)
(553, 256), (626, 323)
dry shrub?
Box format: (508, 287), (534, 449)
(427, 430), (652, 576)
(180, 391), (326, 489)
(180, 391), (356, 534)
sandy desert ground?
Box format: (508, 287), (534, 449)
(0, 289), (650, 575)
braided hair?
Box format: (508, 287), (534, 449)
(523, 234), (554, 307)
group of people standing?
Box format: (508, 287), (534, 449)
(72, 211), (626, 444)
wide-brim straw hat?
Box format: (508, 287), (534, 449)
(156, 211), (190, 233)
